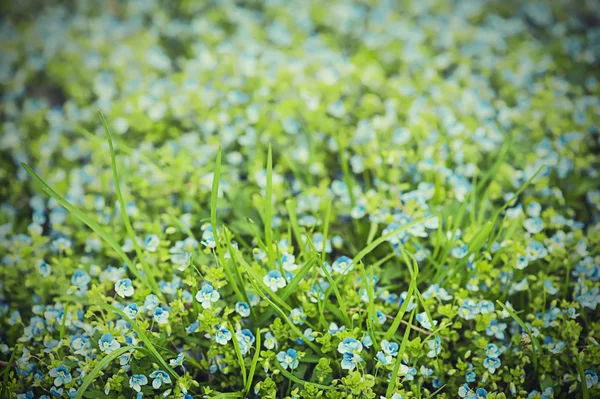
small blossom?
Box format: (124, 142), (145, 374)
(277, 348), (299, 370)
(115, 279), (134, 298)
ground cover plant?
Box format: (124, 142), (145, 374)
(1, 0), (600, 398)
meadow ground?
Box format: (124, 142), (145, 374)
(0, 1), (599, 399)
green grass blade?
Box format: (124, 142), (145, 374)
(321, 199), (333, 261)
(229, 322), (248, 388)
(210, 150), (247, 306)
(386, 309), (415, 398)
(285, 199), (307, 262)
(244, 328), (261, 396)
(496, 301), (539, 372)
(92, 301), (178, 378)
(264, 144), (275, 270)
(305, 237), (351, 326)
(99, 111), (161, 296)
(352, 216), (432, 265)
(242, 270), (323, 356)
(426, 384), (446, 399)
(74, 345), (138, 399)
(21, 163), (153, 291)
(384, 253), (418, 341)
(274, 362), (333, 390)
(575, 352), (590, 399)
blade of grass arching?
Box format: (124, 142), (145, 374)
(426, 384), (446, 399)
(575, 352), (590, 399)
(285, 199), (307, 262)
(366, 222), (378, 245)
(305, 237), (351, 326)
(167, 209), (196, 239)
(99, 112), (161, 297)
(210, 150), (246, 306)
(73, 345), (139, 399)
(274, 362), (333, 390)
(358, 262), (378, 350)
(488, 166), (545, 243)
(230, 246), (292, 313)
(496, 301), (540, 372)
(210, 392), (243, 399)
(1, 349), (17, 398)
(244, 329), (261, 396)
(385, 309), (415, 398)
(264, 144), (276, 271)
(279, 256), (316, 302)
(92, 301), (178, 378)
(384, 253), (418, 341)
(77, 126), (165, 177)
(336, 138), (356, 207)
(22, 163), (153, 292)
(470, 173), (478, 228)
(222, 230), (253, 316)
(229, 322), (248, 389)
(321, 198), (333, 261)
(246, 276), (323, 356)
(475, 138), (510, 192)
(352, 216), (432, 265)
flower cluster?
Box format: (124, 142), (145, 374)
(0, 0), (599, 398)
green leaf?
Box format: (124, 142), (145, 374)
(245, 329), (261, 396)
(229, 321), (247, 388)
(74, 346), (138, 399)
(386, 309), (415, 398)
(21, 163), (153, 292)
(274, 362), (333, 390)
(99, 111), (162, 297)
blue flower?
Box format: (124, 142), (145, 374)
(375, 310), (386, 325)
(144, 294), (159, 311)
(48, 364), (71, 387)
(416, 312), (437, 330)
(169, 353), (185, 367)
(290, 308), (306, 325)
(145, 234), (160, 252)
(465, 370), (476, 383)
(332, 256), (353, 275)
(264, 331), (277, 350)
(195, 283), (220, 309)
(153, 307), (169, 325)
(583, 370), (598, 388)
(215, 325), (232, 345)
(483, 357), (501, 374)
(381, 340), (399, 356)
(516, 256), (529, 270)
(276, 348), (299, 370)
(426, 336), (441, 358)
(124, 303), (139, 319)
(171, 251), (191, 271)
(341, 352), (363, 371)
(452, 244), (469, 259)
(376, 351), (393, 366)
(129, 374), (148, 392)
(98, 333), (120, 354)
(115, 278), (134, 298)
(37, 260), (51, 277)
(149, 370), (171, 389)
(186, 320), (199, 334)
(543, 280), (558, 295)
(337, 337), (363, 355)
(71, 269), (90, 288)
(328, 322), (345, 335)
(485, 319), (507, 340)
(263, 270), (286, 292)
(235, 301), (251, 317)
